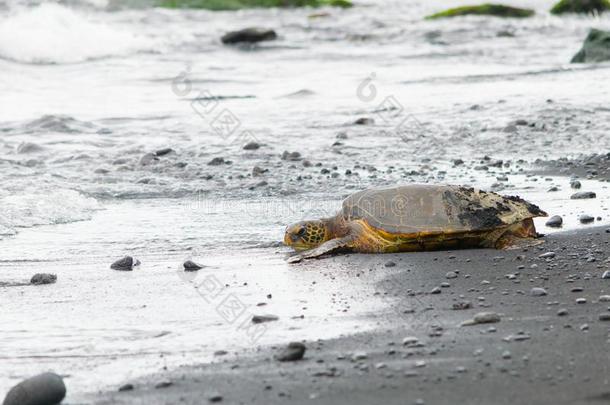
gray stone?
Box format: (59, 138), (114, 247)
(252, 314), (279, 324)
(579, 214), (595, 224)
(110, 256), (139, 271)
(3, 372), (66, 405)
(30, 273), (57, 285)
(221, 28), (277, 44)
(545, 215), (563, 228)
(572, 29), (610, 63)
(531, 287), (548, 296)
(277, 342), (306, 362)
(570, 191), (596, 199)
(183, 260), (204, 272)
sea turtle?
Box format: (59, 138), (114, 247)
(284, 185), (547, 263)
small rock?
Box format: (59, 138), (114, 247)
(155, 380), (173, 389)
(445, 271), (458, 279)
(576, 298), (587, 304)
(570, 191), (596, 199)
(3, 372), (66, 405)
(155, 148), (174, 157)
(402, 336), (419, 346)
(183, 260), (204, 272)
(539, 252), (556, 259)
(384, 261), (396, 267)
(579, 214), (595, 224)
(570, 180), (581, 189)
(208, 393), (223, 402)
(30, 273), (57, 285)
(110, 256), (139, 271)
(243, 141), (260, 150)
(277, 342), (306, 362)
(557, 308), (568, 316)
(352, 351), (368, 361)
(602, 271), (610, 279)
(252, 314), (279, 324)
(118, 383), (134, 392)
(354, 117), (374, 125)
(599, 295), (610, 302)
(221, 28), (277, 44)
(463, 312), (501, 326)
(429, 287), (442, 294)
(281, 151), (301, 161)
(599, 314), (610, 321)
(208, 157), (225, 166)
(545, 215), (563, 228)
(452, 301), (472, 310)
(531, 287), (548, 297)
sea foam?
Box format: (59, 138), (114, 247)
(0, 3), (149, 64)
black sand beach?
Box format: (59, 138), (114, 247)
(95, 226), (610, 405)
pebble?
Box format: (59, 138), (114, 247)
(155, 380), (173, 389)
(352, 351), (368, 361)
(545, 215), (563, 228)
(579, 214), (595, 224)
(570, 180), (581, 189)
(242, 141), (260, 150)
(599, 295), (610, 302)
(601, 271), (610, 279)
(576, 298), (587, 304)
(384, 261), (396, 267)
(570, 191), (596, 199)
(599, 314), (610, 321)
(118, 383), (134, 392)
(557, 308), (568, 316)
(531, 287), (547, 297)
(277, 342), (306, 362)
(429, 287), (442, 294)
(221, 28), (277, 44)
(30, 273), (57, 285)
(402, 336), (419, 346)
(445, 271), (458, 279)
(252, 314), (279, 324)
(208, 157), (225, 166)
(463, 312), (501, 326)
(154, 148), (174, 157)
(208, 393), (223, 402)
(539, 252), (555, 259)
(354, 117), (374, 125)
(452, 301), (472, 310)
(502, 350), (512, 359)
(3, 372), (66, 405)
(110, 256), (139, 271)
(183, 260), (204, 271)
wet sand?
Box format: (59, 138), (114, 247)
(93, 226), (610, 405)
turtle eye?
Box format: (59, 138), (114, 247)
(297, 226), (307, 237)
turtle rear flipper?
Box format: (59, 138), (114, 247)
(494, 218), (543, 250)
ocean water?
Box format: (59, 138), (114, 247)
(1, 0), (609, 400)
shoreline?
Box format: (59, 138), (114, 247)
(91, 225), (610, 405)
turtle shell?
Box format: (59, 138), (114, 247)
(342, 185), (546, 235)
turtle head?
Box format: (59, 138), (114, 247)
(284, 220), (330, 251)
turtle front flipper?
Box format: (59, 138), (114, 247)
(287, 235), (356, 263)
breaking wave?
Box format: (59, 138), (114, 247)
(0, 3), (151, 64)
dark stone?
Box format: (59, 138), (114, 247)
(3, 372), (66, 405)
(183, 260), (204, 272)
(243, 141), (260, 150)
(118, 383), (134, 392)
(155, 380), (173, 389)
(354, 117), (374, 125)
(572, 29), (610, 63)
(208, 157), (226, 166)
(545, 215), (563, 228)
(252, 314), (279, 324)
(385, 261), (396, 267)
(281, 151), (301, 161)
(30, 273), (57, 285)
(570, 180), (581, 189)
(452, 301), (472, 310)
(110, 256), (139, 271)
(221, 28), (277, 44)
(208, 393), (223, 402)
(579, 214), (595, 224)
(155, 148), (174, 157)
(277, 342), (306, 362)
(570, 191), (596, 199)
